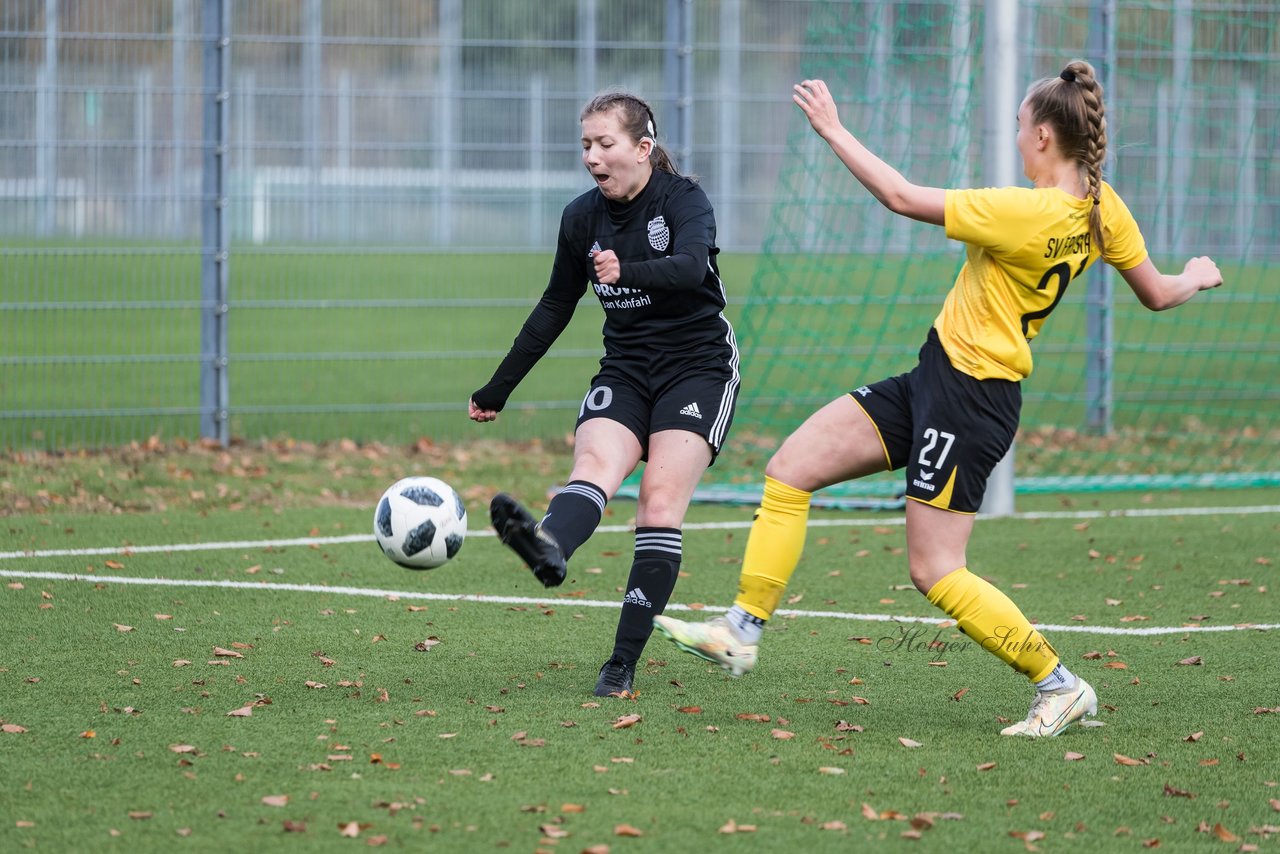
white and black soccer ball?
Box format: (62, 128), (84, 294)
(374, 476), (467, 569)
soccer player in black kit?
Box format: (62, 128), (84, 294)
(469, 91), (741, 698)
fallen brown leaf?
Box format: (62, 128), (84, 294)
(1114, 753), (1148, 766)
(614, 824), (643, 837)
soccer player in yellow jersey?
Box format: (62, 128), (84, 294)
(655, 60), (1222, 737)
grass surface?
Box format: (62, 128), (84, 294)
(1, 439), (1278, 851)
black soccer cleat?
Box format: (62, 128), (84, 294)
(489, 492), (567, 587)
(593, 657), (636, 697)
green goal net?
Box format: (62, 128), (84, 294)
(675, 1), (1279, 506)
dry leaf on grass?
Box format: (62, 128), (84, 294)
(898, 737), (923, 748)
(719, 819), (757, 834)
(614, 824), (643, 837)
(1114, 753), (1148, 766)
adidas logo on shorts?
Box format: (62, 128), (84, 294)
(679, 401), (702, 419)
(623, 587), (652, 607)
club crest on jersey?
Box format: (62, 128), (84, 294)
(647, 216), (669, 252)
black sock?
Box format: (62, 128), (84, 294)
(538, 480), (607, 560)
(610, 527), (682, 664)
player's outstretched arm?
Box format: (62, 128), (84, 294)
(1117, 255), (1223, 311)
(792, 79), (945, 226)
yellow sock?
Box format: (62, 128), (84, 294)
(925, 567), (1059, 683)
(733, 476), (812, 620)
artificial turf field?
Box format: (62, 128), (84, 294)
(1, 439), (1277, 851)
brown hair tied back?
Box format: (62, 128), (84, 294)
(1027, 60), (1108, 254)
(580, 91), (683, 178)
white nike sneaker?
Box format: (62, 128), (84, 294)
(653, 615), (759, 677)
(1000, 677), (1098, 737)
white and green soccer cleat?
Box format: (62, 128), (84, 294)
(999, 677), (1098, 738)
(653, 615), (759, 677)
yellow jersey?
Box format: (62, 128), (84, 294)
(939, 181), (1147, 381)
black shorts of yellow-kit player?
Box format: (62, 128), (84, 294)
(574, 353), (740, 465)
(848, 328), (1021, 513)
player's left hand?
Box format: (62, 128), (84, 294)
(593, 249), (621, 284)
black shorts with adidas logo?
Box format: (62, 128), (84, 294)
(849, 327), (1021, 514)
(574, 350), (740, 465)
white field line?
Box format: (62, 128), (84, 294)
(1, 503), (1274, 638)
(2, 503), (1277, 562)
(0, 568), (1276, 637)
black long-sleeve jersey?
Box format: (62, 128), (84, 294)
(473, 169), (737, 412)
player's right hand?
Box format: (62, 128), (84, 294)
(793, 79), (843, 140)
(468, 399), (498, 423)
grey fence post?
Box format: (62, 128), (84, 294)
(200, 0), (231, 445)
(38, 0), (58, 237)
(979, 0), (1018, 516)
(172, 0), (189, 236)
(1085, 0), (1116, 434)
(664, 0), (694, 171)
(436, 0), (461, 247)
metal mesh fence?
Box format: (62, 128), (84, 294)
(1, 1), (1275, 458)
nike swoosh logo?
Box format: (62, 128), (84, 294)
(1038, 695), (1085, 736)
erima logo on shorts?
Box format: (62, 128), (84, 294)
(854, 386), (873, 397)
(647, 216), (669, 252)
